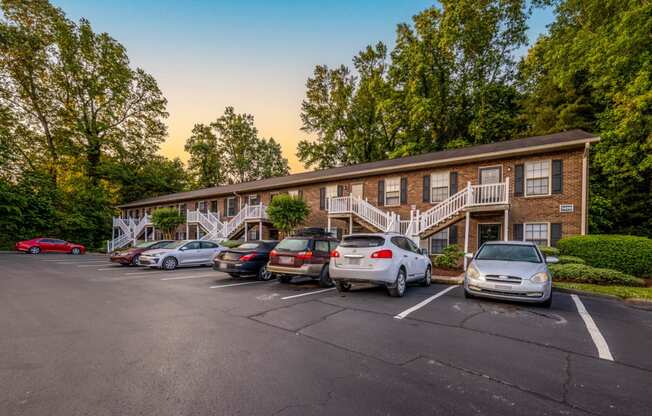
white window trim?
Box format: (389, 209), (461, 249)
(477, 222), (502, 247)
(288, 189), (299, 198)
(523, 222), (551, 246)
(430, 171), (450, 204)
(524, 159), (552, 197)
(226, 196), (236, 216)
(478, 165), (503, 184)
(247, 194), (260, 205)
(384, 176), (401, 207)
(428, 229), (450, 255)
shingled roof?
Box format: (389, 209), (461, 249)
(117, 129), (598, 208)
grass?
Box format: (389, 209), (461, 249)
(554, 282), (652, 301)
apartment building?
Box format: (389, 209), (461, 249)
(111, 129), (597, 255)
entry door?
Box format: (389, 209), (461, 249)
(351, 183), (363, 199)
(478, 224), (501, 247)
(479, 167), (501, 184)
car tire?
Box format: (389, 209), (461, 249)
(318, 265), (334, 288)
(420, 266), (432, 287)
(130, 255), (140, 266)
(71, 247), (81, 255)
(279, 275), (292, 283)
(539, 294), (552, 308)
(388, 268), (407, 297)
(464, 289), (474, 299)
(28, 246), (40, 255)
(257, 265), (273, 281)
(162, 256), (178, 271)
(335, 280), (351, 293)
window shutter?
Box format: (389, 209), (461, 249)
(319, 187), (326, 210)
(422, 175), (430, 202)
(513, 223), (523, 241)
(223, 199), (228, 216)
(449, 224), (458, 245)
(514, 164), (524, 196)
(400, 177), (408, 204)
(449, 172), (458, 196)
(551, 223), (562, 247)
(337, 184), (343, 197)
(377, 180), (385, 206)
(552, 160), (563, 194)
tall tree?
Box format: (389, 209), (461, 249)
(184, 123), (224, 188)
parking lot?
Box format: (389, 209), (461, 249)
(1, 253), (651, 416)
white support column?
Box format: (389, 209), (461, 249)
(349, 215), (353, 235)
(464, 211), (471, 270)
(186, 222), (189, 240)
(504, 209), (509, 241)
(244, 222), (248, 241)
(327, 216), (331, 235)
(259, 220), (262, 240)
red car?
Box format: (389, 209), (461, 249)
(110, 240), (173, 266)
(16, 238), (86, 255)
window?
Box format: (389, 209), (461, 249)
(210, 200), (218, 213)
(405, 238), (419, 253)
(390, 236), (411, 251)
(200, 241), (218, 249)
(341, 235), (385, 248)
(288, 189), (299, 198)
(183, 241), (201, 250)
(226, 197), (236, 216)
(479, 166), (501, 184)
(430, 229), (449, 254)
(525, 223), (549, 246)
(385, 177), (400, 206)
(314, 240), (330, 253)
(431, 172), (449, 202)
(350, 183), (363, 199)
(525, 160), (550, 196)
(247, 194), (260, 205)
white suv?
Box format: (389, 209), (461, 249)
(329, 233), (432, 297)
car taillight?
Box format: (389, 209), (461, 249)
(270, 250), (278, 257)
(239, 252), (257, 261)
(371, 249), (393, 259)
(296, 250), (313, 260)
(330, 250), (340, 258)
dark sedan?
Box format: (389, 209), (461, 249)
(110, 240), (173, 266)
(213, 240), (279, 280)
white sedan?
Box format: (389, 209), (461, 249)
(329, 233), (432, 297)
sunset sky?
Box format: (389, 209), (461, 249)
(52, 1), (554, 173)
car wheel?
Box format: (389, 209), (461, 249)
(319, 265), (334, 288)
(420, 266), (432, 287)
(278, 275), (292, 283)
(130, 255), (140, 266)
(257, 264), (273, 281)
(162, 256), (178, 270)
(539, 294), (552, 308)
(28, 246), (40, 255)
(335, 280), (351, 293)
(71, 247), (81, 255)
(464, 289), (474, 299)
(388, 268), (407, 297)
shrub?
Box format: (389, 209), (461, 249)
(557, 255), (586, 265)
(433, 244), (464, 269)
(557, 235), (652, 277)
(151, 208), (184, 239)
(267, 194), (310, 238)
(539, 246), (559, 257)
(221, 240), (242, 248)
(548, 263), (645, 287)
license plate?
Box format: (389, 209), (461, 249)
(279, 256), (293, 265)
(219, 262), (227, 269)
(347, 257), (361, 265)
(494, 284), (512, 291)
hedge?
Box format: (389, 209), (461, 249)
(557, 255), (585, 265)
(539, 246), (559, 257)
(548, 263), (645, 287)
(557, 235), (652, 277)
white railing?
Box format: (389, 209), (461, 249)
(107, 232), (131, 253)
(113, 217), (132, 236)
(131, 214), (150, 239)
(328, 195), (394, 232)
(221, 203), (268, 239)
(468, 178), (509, 206)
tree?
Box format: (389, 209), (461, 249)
(266, 195), (310, 238)
(150, 208), (184, 240)
(184, 123), (224, 188)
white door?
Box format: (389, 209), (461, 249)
(404, 237), (426, 279)
(351, 183), (363, 199)
(179, 241), (202, 265)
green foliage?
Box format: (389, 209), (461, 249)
(557, 235), (652, 277)
(557, 255), (585, 265)
(554, 282), (652, 301)
(220, 240), (243, 248)
(150, 208), (184, 240)
(538, 246), (559, 257)
(433, 244), (464, 270)
(548, 263), (645, 287)
(266, 195), (310, 238)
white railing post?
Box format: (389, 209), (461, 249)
(504, 176), (510, 203)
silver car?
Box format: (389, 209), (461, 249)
(464, 241), (558, 307)
(139, 240), (224, 270)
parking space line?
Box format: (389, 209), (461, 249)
(78, 264), (111, 267)
(96, 267), (126, 271)
(571, 294), (614, 361)
(394, 286), (458, 320)
(160, 274), (217, 281)
(210, 281), (268, 289)
(281, 287), (336, 300)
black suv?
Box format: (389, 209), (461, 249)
(267, 229), (339, 287)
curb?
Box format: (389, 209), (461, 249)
(554, 287), (652, 310)
(432, 274), (463, 285)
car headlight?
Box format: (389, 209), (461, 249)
(530, 272), (549, 283)
(466, 264), (483, 280)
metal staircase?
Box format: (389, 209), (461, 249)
(328, 196), (400, 232)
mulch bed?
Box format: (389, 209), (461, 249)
(432, 267), (463, 277)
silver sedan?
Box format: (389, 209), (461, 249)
(464, 241), (558, 307)
(139, 240), (224, 270)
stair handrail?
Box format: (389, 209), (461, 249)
(328, 195), (393, 231)
(420, 186), (470, 232)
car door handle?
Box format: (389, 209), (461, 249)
(403, 255), (408, 258)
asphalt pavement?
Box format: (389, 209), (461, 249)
(1, 252), (651, 416)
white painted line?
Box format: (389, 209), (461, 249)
(160, 274), (217, 281)
(124, 270), (168, 276)
(394, 286), (458, 320)
(96, 268), (125, 271)
(210, 281), (268, 289)
(571, 294), (614, 361)
(77, 263), (112, 267)
(281, 287), (336, 300)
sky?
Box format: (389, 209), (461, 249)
(52, 1), (555, 173)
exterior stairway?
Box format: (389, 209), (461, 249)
(188, 204), (268, 241)
(107, 215), (151, 253)
(327, 195), (401, 233)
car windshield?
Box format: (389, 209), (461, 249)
(275, 238), (310, 252)
(236, 243), (260, 250)
(135, 241), (159, 248)
(340, 235), (385, 248)
(475, 244), (542, 263)
(160, 241), (185, 249)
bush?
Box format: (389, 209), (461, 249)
(151, 208), (185, 240)
(557, 235), (652, 277)
(267, 194), (310, 238)
(548, 263), (645, 287)
(557, 255), (586, 265)
(538, 246), (559, 257)
(433, 244), (464, 269)
(221, 239), (242, 248)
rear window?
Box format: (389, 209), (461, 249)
(476, 244), (542, 263)
(340, 235), (386, 248)
(237, 243), (260, 250)
(275, 238), (310, 252)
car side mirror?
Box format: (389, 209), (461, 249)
(546, 256), (559, 264)
(179, 247), (187, 251)
(464, 252), (474, 260)
(417, 248), (426, 255)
